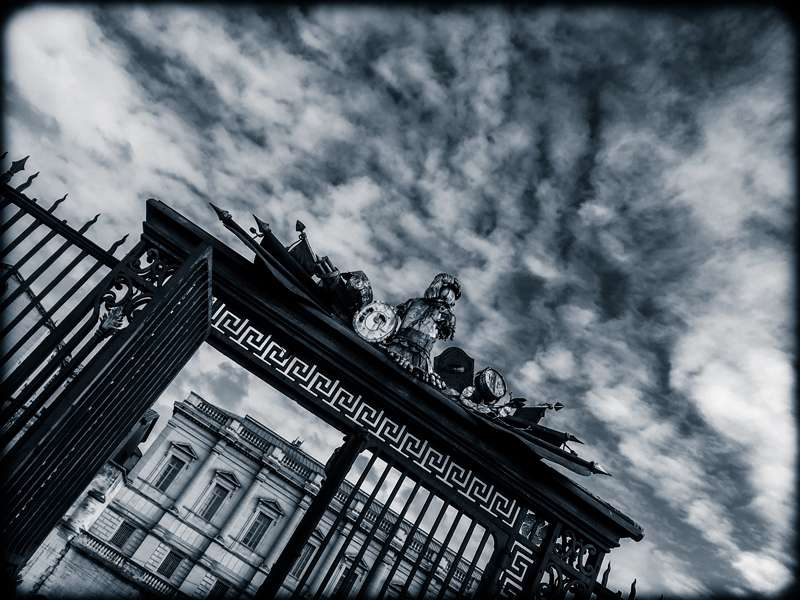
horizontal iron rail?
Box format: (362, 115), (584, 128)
(0, 182), (119, 268)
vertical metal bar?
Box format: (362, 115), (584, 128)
(0, 233), (125, 370)
(0, 249), (89, 342)
(455, 527), (491, 600)
(417, 507), (465, 599)
(396, 497), (452, 600)
(0, 232), (89, 314)
(436, 517), (478, 600)
(0, 194), (64, 237)
(0, 214), (46, 262)
(354, 477), (425, 600)
(8, 291), (208, 551)
(0, 227), (58, 278)
(260, 444), (378, 600)
(1, 253), (210, 551)
(334, 465), (409, 600)
(314, 456), (397, 600)
(376, 488), (437, 599)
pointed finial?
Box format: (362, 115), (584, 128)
(15, 171), (39, 192)
(78, 214), (100, 234)
(209, 203), (231, 221)
(1, 151), (7, 161)
(601, 562), (611, 586)
(47, 194), (67, 214)
(1, 156), (28, 183)
(296, 220), (306, 232)
(107, 234), (129, 256)
(628, 579), (636, 600)
(252, 214), (270, 234)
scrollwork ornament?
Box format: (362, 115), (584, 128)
(130, 248), (177, 288)
(536, 563), (565, 600)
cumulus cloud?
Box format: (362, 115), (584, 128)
(3, 4), (794, 597)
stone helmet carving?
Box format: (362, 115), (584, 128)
(423, 273), (461, 307)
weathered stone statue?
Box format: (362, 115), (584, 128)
(384, 273), (460, 389)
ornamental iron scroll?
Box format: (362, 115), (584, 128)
(100, 246), (179, 326)
(552, 527), (599, 578)
(536, 562), (590, 600)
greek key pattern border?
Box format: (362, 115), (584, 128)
(211, 299), (520, 527)
(498, 540), (538, 598)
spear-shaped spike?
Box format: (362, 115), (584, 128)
(1, 156), (29, 183)
(209, 203), (232, 222)
(107, 234), (129, 256)
(591, 462), (611, 476)
(253, 214), (270, 234)
(567, 433), (584, 444)
(15, 171), (39, 192)
(601, 562), (611, 586)
(47, 194), (67, 214)
(628, 579), (636, 600)
(1, 151), (7, 161)
(78, 214), (100, 234)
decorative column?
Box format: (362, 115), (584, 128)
(217, 467), (269, 544)
(171, 444), (221, 514)
(305, 522), (351, 598)
(262, 493), (312, 571)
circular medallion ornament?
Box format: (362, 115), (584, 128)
(472, 367), (507, 405)
(353, 301), (399, 343)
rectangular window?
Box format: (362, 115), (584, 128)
(199, 484), (228, 521)
(154, 456), (185, 492)
(290, 543), (315, 578)
(241, 512), (272, 549)
(157, 550), (182, 578)
(207, 580), (229, 600)
(110, 521), (136, 548)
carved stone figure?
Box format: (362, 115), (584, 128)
(384, 273), (460, 389)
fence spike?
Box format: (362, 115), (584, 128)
(47, 194), (67, 213)
(15, 171), (39, 192)
(1, 151), (7, 160)
(602, 562), (611, 586)
(77, 214), (100, 234)
(628, 579), (636, 600)
(0, 155), (29, 183)
(107, 233), (129, 256)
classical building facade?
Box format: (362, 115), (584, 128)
(18, 392), (483, 599)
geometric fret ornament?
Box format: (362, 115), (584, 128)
(211, 299), (521, 527)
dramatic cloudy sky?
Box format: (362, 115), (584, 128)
(2, 4), (795, 598)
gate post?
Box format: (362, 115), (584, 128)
(255, 429), (369, 600)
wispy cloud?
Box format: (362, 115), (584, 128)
(4, 5), (794, 597)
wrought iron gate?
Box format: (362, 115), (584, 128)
(1, 173), (213, 583)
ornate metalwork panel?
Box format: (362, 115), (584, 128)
(211, 299), (521, 529)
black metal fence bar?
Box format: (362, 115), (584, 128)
(312, 456), (397, 600)
(396, 495), (452, 600)
(0, 235), (126, 371)
(455, 527), (492, 600)
(437, 516), (479, 599)
(377, 486), (437, 599)
(334, 464), (410, 600)
(354, 477), (425, 600)
(0, 216), (97, 313)
(1, 248), (210, 556)
(12, 279), (209, 551)
(0, 227), (60, 283)
(0, 237), (152, 417)
(0, 212), (47, 262)
(417, 507), (466, 599)
(290, 449), (382, 598)
(0, 182), (119, 268)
